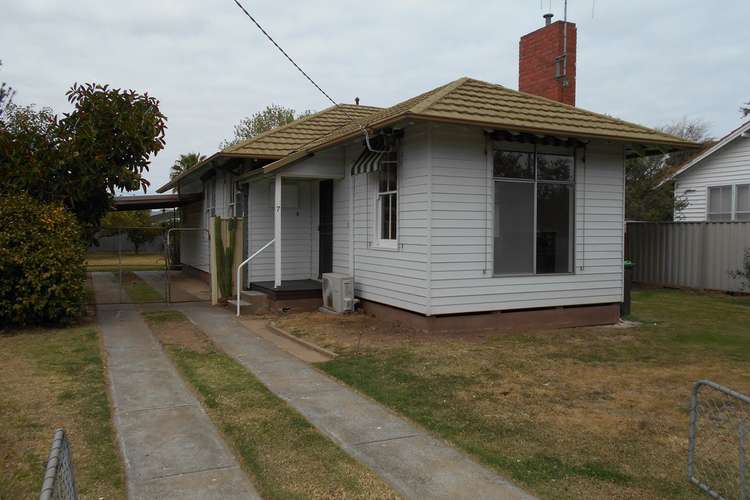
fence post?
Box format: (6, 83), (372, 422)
(741, 420), (748, 500)
(117, 230), (123, 304)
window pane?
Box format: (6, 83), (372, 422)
(736, 212), (750, 221)
(737, 185), (750, 212)
(537, 154), (574, 181)
(709, 186), (731, 214)
(390, 194), (397, 239)
(708, 213), (732, 222)
(380, 195), (390, 239)
(537, 183), (573, 273)
(493, 151), (534, 179)
(494, 182), (534, 274)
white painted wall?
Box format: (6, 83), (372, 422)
(179, 200), (210, 273)
(423, 124), (624, 315)
(246, 178), (316, 282)
(674, 136), (750, 221)
(233, 121), (626, 315)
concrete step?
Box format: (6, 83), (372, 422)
(228, 290), (269, 315)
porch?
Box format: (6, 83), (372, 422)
(249, 279), (322, 300)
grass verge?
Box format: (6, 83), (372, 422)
(277, 288), (750, 499)
(119, 271), (162, 303)
(86, 252), (165, 272)
(0, 322), (124, 499)
(142, 310), (398, 499)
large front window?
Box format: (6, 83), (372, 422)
(376, 152), (398, 246)
(493, 149), (575, 275)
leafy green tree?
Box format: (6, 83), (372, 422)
(220, 104), (313, 149)
(625, 118), (711, 221)
(101, 210), (158, 254)
(0, 83), (167, 242)
(170, 152), (206, 180)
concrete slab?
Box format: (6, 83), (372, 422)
(95, 305), (260, 499)
(178, 302), (534, 500)
(117, 405), (237, 481)
(133, 466), (255, 500)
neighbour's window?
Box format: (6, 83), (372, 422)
(736, 184), (750, 221)
(493, 149), (575, 275)
(376, 151), (398, 246)
(205, 178), (216, 226)
(707, 185), (732, 221)
(227, 178), (237, 217)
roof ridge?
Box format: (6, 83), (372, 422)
(409, 77), (470, 114)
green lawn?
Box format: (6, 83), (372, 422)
(277, 288), (750, 500)
(86, 252), (165, 272)
(142, 310), (398, 499)
(0, 322), (125, 499)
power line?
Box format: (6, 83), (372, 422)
(231, 0), (340, 109)
(230, 0), (386, 152)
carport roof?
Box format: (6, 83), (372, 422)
(112, 193), (202, 211)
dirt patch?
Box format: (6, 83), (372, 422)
(143, 311), (212, 353)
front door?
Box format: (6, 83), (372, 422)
(319, 180), (334, 277)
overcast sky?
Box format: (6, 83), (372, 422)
(3, 0), (749, 192)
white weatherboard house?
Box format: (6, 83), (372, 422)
(159, 76), (696, 330)
(668, 120), (750, 222)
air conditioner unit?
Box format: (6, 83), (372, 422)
(321, 273), (355, 313)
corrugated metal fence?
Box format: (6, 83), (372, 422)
(626, 222), (750, 292)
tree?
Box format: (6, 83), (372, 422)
(0, 83), (167, 242)
(625, 118), (711, 222)
(0, 60), (13, 119)
(101, 210), (158, 254)
(219, 104), (313, 149)
(171, 152), (206, 180)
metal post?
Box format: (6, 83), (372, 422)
(688, 382), (700, 482)
(741, 420), (748, 500)
(162, 229), (168, 303)
(117, 229), (123, 304)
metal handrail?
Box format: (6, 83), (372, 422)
(236, 239), (275, 316)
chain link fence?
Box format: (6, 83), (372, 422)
(39, 428), (77, 500)
(689, 380), (749, 500)
(86, 226), (210, 304)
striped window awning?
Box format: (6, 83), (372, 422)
(351, 149), (384, 175)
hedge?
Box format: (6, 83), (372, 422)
(0, 194), (86, 326)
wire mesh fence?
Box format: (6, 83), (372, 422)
(689, 380), (749, 500)
(39, 428), (77, 500)
(86, 226), (210, 305)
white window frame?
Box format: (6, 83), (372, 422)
(204, 177), (216, 227)
(227, 178), (238, 217)
(492, 147), (576, 276)
(707, 184), (733, 221)
(375, 152), (399, 249)
(735, 184), (750, 221)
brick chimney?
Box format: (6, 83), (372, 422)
(519, 13), (577, 106)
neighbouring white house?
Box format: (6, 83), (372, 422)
(667, 120), (750, 222)
(157, 16), (698, 330)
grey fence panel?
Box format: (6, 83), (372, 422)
(39, 428), (77, 500)
(627, 222), (750, 292)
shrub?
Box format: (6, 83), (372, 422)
(0, 194), (86, 326)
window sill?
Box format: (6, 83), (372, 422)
(492, 272), (577, 278)
(371, 241), (399, 251)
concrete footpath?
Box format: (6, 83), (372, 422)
(96, 304), (260, 500)
(178, 303), (534, 500)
